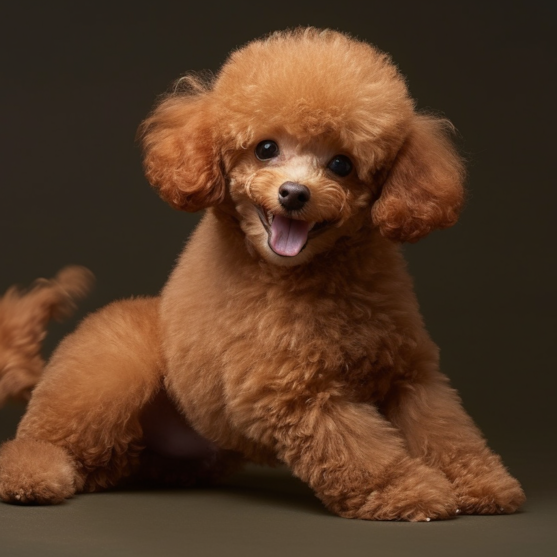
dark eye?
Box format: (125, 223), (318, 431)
(327, 155), (352, 177)
(255, 140), (279, 161)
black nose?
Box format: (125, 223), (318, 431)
(278, 182), (311, 211)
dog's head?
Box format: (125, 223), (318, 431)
(140, 28), (465, 266)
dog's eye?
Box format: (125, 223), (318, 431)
(255, 140), (279, 161)
(327, 155), (353, 177)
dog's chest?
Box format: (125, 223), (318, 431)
(163, 235), (421, 416)
(223, 279), (413, 389)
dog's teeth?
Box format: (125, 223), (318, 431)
(308, 222), (316, 231)
(267, 211), (274, 223)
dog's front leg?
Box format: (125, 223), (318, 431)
(227, 379), (458, 521)
(384, 371), (525, 514)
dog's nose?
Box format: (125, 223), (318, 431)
(278, 182), (311, 211)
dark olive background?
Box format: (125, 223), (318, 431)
(0, 1), (555, 556)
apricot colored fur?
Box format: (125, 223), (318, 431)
(0, 266), (93, 405)
(0, 28), (524, 520)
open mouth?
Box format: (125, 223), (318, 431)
(256, 206), (331, 257)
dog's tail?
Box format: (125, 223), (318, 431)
(0, 266), (94, 405)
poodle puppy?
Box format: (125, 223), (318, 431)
(0, 28), (525, 520)
(0, 266), (93, 405)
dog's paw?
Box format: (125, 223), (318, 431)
(446, 451), (526, 515)
(338, 460), (458, 522)
(0, 439), (76, 505)
(455, 471), (525, 515)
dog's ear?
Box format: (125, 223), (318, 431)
(371, 115), (465, 242)
(139, 92), (225, 212)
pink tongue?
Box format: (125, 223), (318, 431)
(269, 215), (311, 257)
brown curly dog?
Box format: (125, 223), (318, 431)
(0, 28), (525, 520)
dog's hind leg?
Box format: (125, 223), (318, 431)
(0, 297), (163, 504)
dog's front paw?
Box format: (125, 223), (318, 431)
(0, 439), (76, 505)
(447, 451), (525, 514)
(454, 469), (525, 515)
(337, 459), (458, 522)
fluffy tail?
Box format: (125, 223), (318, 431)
(0, 266), (94, 405)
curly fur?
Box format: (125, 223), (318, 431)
(0, 28), (524, 521)
(0, 266), (93, 404)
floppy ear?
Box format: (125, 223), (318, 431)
(139, 91), (225, 212)
(371, 115), (465, 242)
